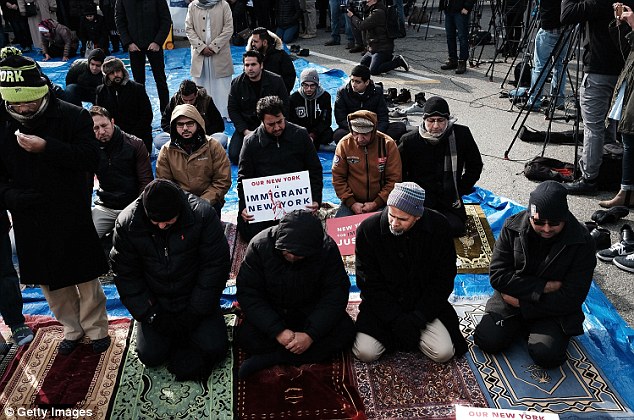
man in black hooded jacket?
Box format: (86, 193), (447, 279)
(288, 68), (333, 149)
(236, 210), (356, 378)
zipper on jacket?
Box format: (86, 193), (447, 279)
(364, 146), (370, 202)
(277, 139), (280, 148)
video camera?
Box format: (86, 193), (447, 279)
(340, 0), (366, 18)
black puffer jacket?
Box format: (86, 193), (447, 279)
(115, 0), (172, 49)
(334, 80), (389, 132)
(276, 0), (301, 29)
(237, 211), (351, 341)
(65, 59), (103, 92)
(95, 126), (153, 210)
(263, 47), (297, 93)
(486, 210), (596, 336)
(111, 191), (230, 321)
(350, 1), (392, 53)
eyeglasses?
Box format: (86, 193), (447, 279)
(301, 82), (317, 88)
(175, 121), (196, 129)
(531, 217), (562, 227)
(7, 101), (39, 111)
(425, 118), (447, 125)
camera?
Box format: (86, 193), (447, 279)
(344, 0), (366, 17)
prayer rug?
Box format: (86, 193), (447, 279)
(346, 302), (488, 419)
(0, 316), (131, 420)
(108, 314), (236, 419)
(236, 350), (365, 419)
(224, 222), (248, 283)
(455, 204), (496, 274)
(456, 300), (634, 418)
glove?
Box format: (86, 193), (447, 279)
(3, 188), (44, 212)
(391, 313), (425, 351)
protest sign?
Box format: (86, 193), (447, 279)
(326, 213), (375, 255)
(243, 171), (312, 223)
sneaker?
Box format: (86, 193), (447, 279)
(92, 336), (111, 354)
(614, 253), (634, 272)
(563, 178), (598, 195)
(397, 55), (409, 71)
(58, 338), (81, 355)
(324, 39), (340, 46)
(389, 108), (407, 118)
(11, 325), (33, 346)
(440, 58), (458, 70)
(403, 102), (424, 114)
(596, 240), (634, 262)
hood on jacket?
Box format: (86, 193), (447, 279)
(170, 103), (207, 135)
(347, 109), (378, 139)
(246, 30), (284, 53)
(274, 210), (324, 257)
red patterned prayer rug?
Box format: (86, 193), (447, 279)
(224, 221), (248, 282)
(0, 315), (131, 420)
(236, 349), (366, 420)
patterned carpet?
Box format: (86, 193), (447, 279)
(455, 204), (496, 274)
(108, 314), (236, 419)
(0, 316), (130, 420)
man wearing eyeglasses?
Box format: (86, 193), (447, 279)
(156, 104), (231, 216)
(288, 68), (333, 150)
(474, 181), (596, 368)
(399, 96), (483, 237)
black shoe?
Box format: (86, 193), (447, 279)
(414, 92), (426, 107)
(385, 87), (398, 101)
(58, 339), (81, 355)
(349, 45), (365, 53)
(393, 88), (411, 104)
(621, 223), (634, 242)
(440, 58), (458, 70)
(563, 178), (598, 195)
(397, 55), (409, 71)
(590, 227), (611, 251)
(591, 206), (630, 225)
(290, 44), (301, 53)
(455, 60), (467, 74)
(345, 41), (355, 49)
(324, 39), (340, 46)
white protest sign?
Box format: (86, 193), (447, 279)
(243, 171), (312, 223)
(455, 405), (559, 420)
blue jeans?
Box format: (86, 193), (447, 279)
(444, 12), (469, 61)
(529, 28), (569, 106)
(0, 231), (25, 329)
(328, 0), (353, 43)
(276, 25), (299, 44)
(360, 51), (400, 75)
(579, 73), (619, 180)
(622, 133), (634, 189)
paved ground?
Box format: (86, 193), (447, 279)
(176, 14), (634, 328)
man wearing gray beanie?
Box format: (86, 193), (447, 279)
(353, 182), (468, 363)
(288, 68), (334, 149)
(474, 180), (596, 368)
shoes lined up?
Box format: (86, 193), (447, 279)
(388, 92), (426, 117)
(597, 224), (634, 273)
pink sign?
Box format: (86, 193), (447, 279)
(326, 213), (375, 256)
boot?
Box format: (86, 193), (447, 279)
(455, 60), (467, 74)
(599, 190), (634, 209)
(440, 58), (458, 70)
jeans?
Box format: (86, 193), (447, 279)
(129, 48), (170, 113)
(622, 133), (634, 189)
(0, 231), (25, 328)
(276, 25), (299, 43)
(579, 73), (619, 180)
(444, 12), (469, 61)
(529, 28), (569, 106)
(65, 84), (96, 107)
(360, 51), (400, 75)
(328, 0), (353, 43)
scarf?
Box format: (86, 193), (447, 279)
(6, 93), (51, 129)
(195, 0), (220, 9)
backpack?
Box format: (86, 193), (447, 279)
(523, 156), (576, 182)
(386, 5), (406, 39)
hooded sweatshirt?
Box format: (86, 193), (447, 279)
(289, 87), (332, 136)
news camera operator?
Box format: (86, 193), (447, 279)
(347, 0), (409, 75)
(346, 0), (367, 53)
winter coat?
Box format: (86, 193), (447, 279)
(111, 191), (230, 321)
(227, 70), (289, 134)
(538, 0), (563, 30)
(185, 0), (234, 79)
(161, 87), (224, 134)
(95, 65), (153, 147)
(40, 20), (79, 58)
(350, 1), (392, 53)
(399, 123), (482, 219)
(156, 104), (231, 206)
(288, 89), (332, 136)
(246, 31), (296, 93)
(1, 0), (22, 20)
(17, 0), (56, 19)
(485, 210), (596, 336)
(95, 126), (153, 210)
(0, 95), (108, 290)
(440, 0), (474, 14)
(332, 110), (402, 207)
(561, 0), (631, 75)
(276, 0), (301, 29)
(237, 211), (351, 341)
(614, 30), (634, 135)
(355, 208), (468, 355)
(78, 13), (109, 53)
(115, 0), (172, 49)
(334, 81), (389, 132)
(65, 58), (103, 91)
(237, 120), (323, 212)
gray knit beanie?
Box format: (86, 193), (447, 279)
(387, 182), (426, 217)
(300, 68), (319, 84)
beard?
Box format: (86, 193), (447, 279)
(389, 226), (404, 236)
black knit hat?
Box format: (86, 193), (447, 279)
(142, 179), (183, 222)
(528, 180), (569, 222)
(351, 64), (371, 81)
(82, 2), (97, 15)
(87, 48), (106, 64)
(423, 96), (450, 119)
(0, 54), (48, 102)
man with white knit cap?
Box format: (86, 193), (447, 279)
(353, 181), (467, 363)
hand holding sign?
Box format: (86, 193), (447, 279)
(243, 171), (313, 223)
